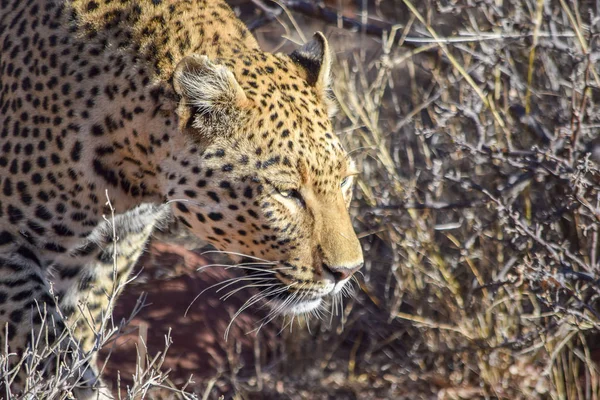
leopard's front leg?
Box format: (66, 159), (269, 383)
(52, 203), (172, 355)
(0, 247), (105, 398)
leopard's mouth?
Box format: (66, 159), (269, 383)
(239, 258), (345, 315)
(261, 282), (342, 315)
(263, 292), (325, 315)
(285, 297), (324, 314)
(272, 277), (354, 315)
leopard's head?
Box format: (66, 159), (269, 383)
(168, 33), (363, 315)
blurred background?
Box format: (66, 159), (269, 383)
(100, 1), (600, 398)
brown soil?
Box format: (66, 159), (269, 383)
(98, 242), (278, 397)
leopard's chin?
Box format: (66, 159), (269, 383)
(267, 296), (324, 315)
(287, 297), (323, 314)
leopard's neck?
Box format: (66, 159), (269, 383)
(55, 0), (263, 214)
(70, 0), (260, 81)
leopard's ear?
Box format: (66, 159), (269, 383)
(173, 55), (248, 129)
(289, 32), (332, 90)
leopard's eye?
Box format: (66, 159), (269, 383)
(278, 188), (305, 206)
(341, 176), (351, 187)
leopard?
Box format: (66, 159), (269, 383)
(0, 0), (364, 397)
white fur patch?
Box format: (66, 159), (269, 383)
(176, 56), (246, 116)
(287, 298), (323, 315)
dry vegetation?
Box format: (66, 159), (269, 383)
(4, 0), (600, 399)
(236, 0), (600, 398)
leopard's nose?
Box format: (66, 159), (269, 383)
(323, 262), (363, 282)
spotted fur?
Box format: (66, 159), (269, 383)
(0, 0), (363, 396)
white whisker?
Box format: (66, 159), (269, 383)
(220, 283), (275, 301)
(184, 274), (273, 317)
(278, 314), (295, 335)
(196, 261), (277, 272)
(253, 294), (295, 334)
(200, 250), (275, 263)
(225, 284), (293, 340)
(254, 282), (307, 332)
(214, 276), (273, 293)
(223, 265), (291, 274)
(201, 273), (272, 292)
